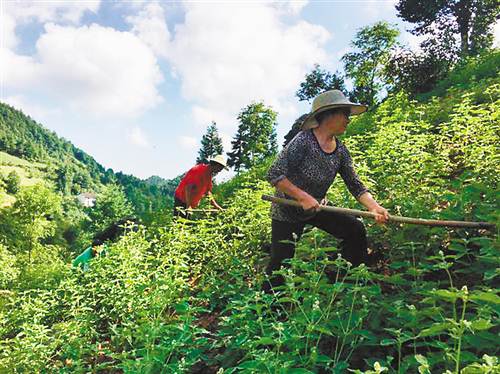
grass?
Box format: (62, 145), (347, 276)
(0, 151), (47, 206)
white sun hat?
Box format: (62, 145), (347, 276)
(208, 155), (229, 170)
(301, 89), (367, 130)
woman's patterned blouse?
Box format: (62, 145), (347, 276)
(267, 129), (368, 222)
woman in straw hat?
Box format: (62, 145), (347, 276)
(264, 90), (389, 292)
(173, 155), (228, 219)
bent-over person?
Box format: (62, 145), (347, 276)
(173, 155), (228, 219)
(263, 90), (389, 293)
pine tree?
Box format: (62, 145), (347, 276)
(296, 64), (347, 102)
(196, 121), (224, 164)
(227, 102), (278, 172)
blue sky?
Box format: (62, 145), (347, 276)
(2, 1), (498, 180)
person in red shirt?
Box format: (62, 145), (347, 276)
(173, 155), (228, 219)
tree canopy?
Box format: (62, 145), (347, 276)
(296, 64), (347, 102)
(342, 21), (400, 107)
(227, 102), (278, 172)
(196, 121), (224, 164)
(396, 0), (500, 57)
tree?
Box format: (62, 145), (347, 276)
(396, 0), (500, 57)
(385, 48), (452, 94)
(5, 170), (21, 194)
(296, 65), (347, 102)
(9, 184), (63, 263)
(86, 184), (134, 233)
(342, 21), (400, 107)
(227, 102), (278, 172)
(196, 121), (224, 164)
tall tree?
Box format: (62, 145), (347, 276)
(8, 184), (62, 263)
(385, 48), (452, 94)
(396, 0), (499, 57)
(296, 65), (347, 102)
(227, 102), (278, 172)
(196, 121), (224, 164)
(342, 21), (400, 107)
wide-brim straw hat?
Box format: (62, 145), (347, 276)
(208, 155), (229, 170)
(301, 89), (367, 130)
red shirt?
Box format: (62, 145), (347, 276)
(174, 164), (213, 208)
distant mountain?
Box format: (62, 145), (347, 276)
(0, 102), (177, 216)
(144, 175), (170, 186)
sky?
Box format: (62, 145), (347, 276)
(2, 0), (499, 181)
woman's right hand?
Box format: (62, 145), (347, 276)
(298, 193), (320, 212)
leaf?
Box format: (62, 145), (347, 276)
(253, 337), (275, 346)
(313, 325), (334, 336)
(419, 322), (452, 337)
(470, 291), (500, 305)
(380, 338), (397, 346)
(278, 297), (296, 304)
(287, 369), (316, 374)
(428, 289), (461, 302)
(415, 354), (428, 366)
(470, 319), (493, 331)
(238, 360), (262, 369)
(316, 354), (332, 363)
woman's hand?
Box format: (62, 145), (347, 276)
(298, 193), (320, 212)
(369, 205), (390, 224)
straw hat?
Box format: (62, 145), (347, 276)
(301, 90), (367, 130)
(208, 155), (229, 170)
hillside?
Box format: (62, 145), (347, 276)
(0, 53), (499, 373)
(0, 102), (177, 215)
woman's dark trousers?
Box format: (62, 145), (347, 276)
(263, 210), (368, 293)
(173, 197), (189, 219)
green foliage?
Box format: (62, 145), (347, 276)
(396, 0), (499, 57)
(296, 64), (347, 102)
(342, 21), (400, 106)
(386, 48), (452, 95)
(227, 102), (278, 172)
(0, 54), (498, 373)
(4, 170), (20, 194)
(0, 102), (176, 219)
(197, 121), (224, 164)
(86, 184), (134, 233)
(419, 50), (500, 100)
(0, 243), (19, 288)
(7, 184), (62, 261)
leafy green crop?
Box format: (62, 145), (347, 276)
(0, 54), (498, 373)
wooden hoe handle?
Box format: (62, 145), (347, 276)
(261, 195), (496, 229)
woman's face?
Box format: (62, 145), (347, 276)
(323, 110), (350, 135)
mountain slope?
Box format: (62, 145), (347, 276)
(0, 103), (176, 215)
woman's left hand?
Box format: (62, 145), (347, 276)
(370, 206), (390, 224)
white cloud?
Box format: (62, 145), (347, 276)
(273, 0), (309, 15)
(179, 135), (198, 150)
(3, 1), (100, 49)
(167, 2), (329, 133)
(3, 23), (164, 119)
(126, 1), (170, 59)
(361, 0), (398, 19)
(3, 95), (61, 122)
(127, 126), (150, 147)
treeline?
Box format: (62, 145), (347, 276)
(0, 103), (177, 217)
